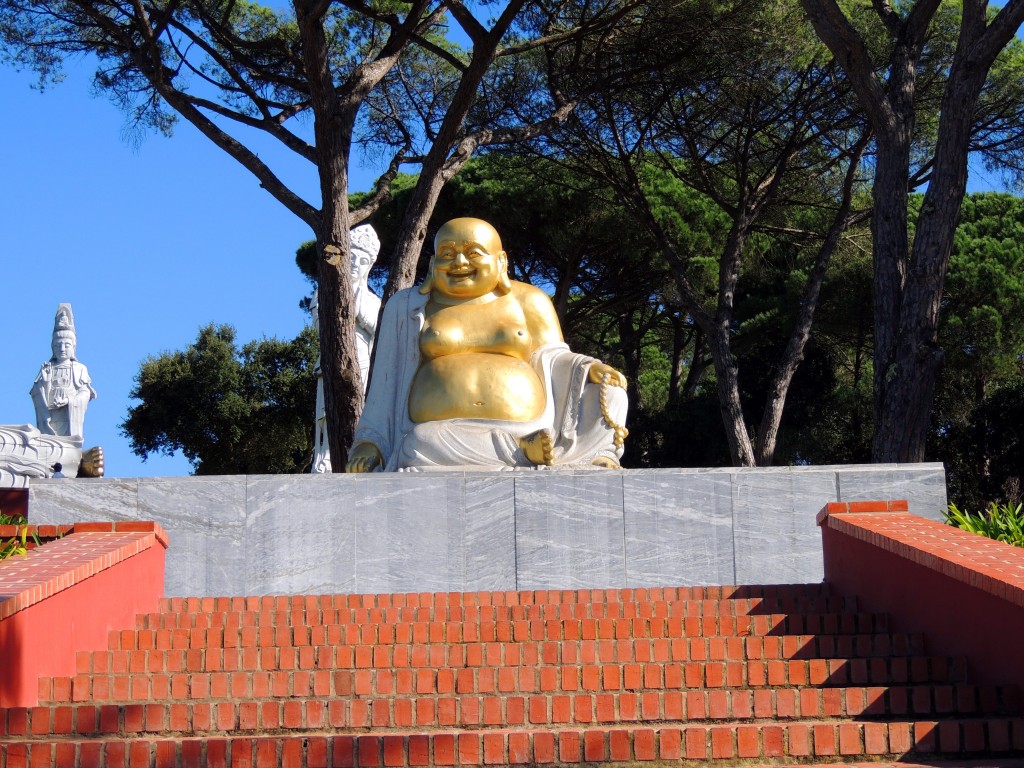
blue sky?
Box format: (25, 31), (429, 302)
(0, 62), (379, 478)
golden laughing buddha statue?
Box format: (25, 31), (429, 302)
(346, 217), (628, 472)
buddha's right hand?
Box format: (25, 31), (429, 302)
(346, 442), (383, 473)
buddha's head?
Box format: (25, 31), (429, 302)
(421, 217), (512, 299)
(350, 224), (380, 286)
(51, 330), (76, 363)
(50, 304), (77, 363)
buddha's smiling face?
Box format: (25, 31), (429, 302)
(431, 218), (506, 300)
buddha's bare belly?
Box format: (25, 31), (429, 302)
(409, 353), (546, 422)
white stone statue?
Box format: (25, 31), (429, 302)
(0, 304), (104, 487)
(346, 217), (628, 472)
(0, 425), (104, 487)
(311, 225), (382, 473)
(30, 304), (96, 438)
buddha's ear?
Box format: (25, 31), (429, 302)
(496, 250), (512, 295)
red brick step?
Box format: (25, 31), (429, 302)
(154, 583), (839, 615)
(144, 593), (857, 627)
(7, 683), (1020, 739)
(88, 631), (932, 668)
(42, 655), (974, 707)
(4, 719), (1024, 766)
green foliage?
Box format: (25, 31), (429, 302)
(0, 511), (31, 560)
(940, 380), (1024, 509)
(939, 193), (1024, 389)
(121, 324), (318, 475)
(946, 502), (1024, 548)
(637, 343), (672, 415)
(928, 193), (1024, 506)
(632, 389), (733, 468)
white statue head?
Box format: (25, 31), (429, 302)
(50, 304), (77, 363)
(350, 225), (380, 286)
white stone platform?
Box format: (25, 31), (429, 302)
(28, 464), (947, 597)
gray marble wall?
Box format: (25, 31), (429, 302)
(28, 464), (947, 597)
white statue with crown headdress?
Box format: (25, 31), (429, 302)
(30, 304), (97, 438)
(0, 304), (103, 487)
(310, 224), (382, 472)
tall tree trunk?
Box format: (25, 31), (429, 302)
(708, 216), (758, 466)
(622, 167), (758, 466)
(869, 134), (916, 460)
(296, 0), (363, 470)
(870, 0), (1024, 460)
(681, 327), (710, 401)
(668, 315), (690, 407)
(708, 326), (756, 466)
(803, 0), (1024, 463)
(873, 58), (988, 460)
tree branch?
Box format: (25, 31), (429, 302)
(800, 0), (895, 135)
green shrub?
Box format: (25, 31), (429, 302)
(946, 501), (1024, 548)
(0, 510), (31, 560)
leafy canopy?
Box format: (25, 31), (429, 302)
(121, 324), (318, 475)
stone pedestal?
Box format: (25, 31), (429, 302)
(28, 464), (947, 597)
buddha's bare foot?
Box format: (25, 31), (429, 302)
(520, 430), (554, 466)
(78, 446), (105, 478)
(591, 456), (620, 469)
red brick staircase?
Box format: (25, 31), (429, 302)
(3, 583), (1022, 766)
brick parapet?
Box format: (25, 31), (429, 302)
(818, 499), (1024, 690)
(817, 500), (1024, 610)
(0, 522), (168, 707)
(0, 523), (168, 620)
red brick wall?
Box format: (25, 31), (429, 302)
(818, 501), (1024, 690)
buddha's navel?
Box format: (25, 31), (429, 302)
(409, 353), (546, 422)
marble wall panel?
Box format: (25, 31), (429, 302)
(28, 477), (140, 524)
(352, 473), (470, 593)
(835, 463), (947, 520)
(23, 464), (949, 596)
(245, 474), (358, 595)
(623, 469), (735, 587)
(137, 477), (247, 598)
(731, 468), (838, 585)
(513, 471), (626, 590)
(462, 474), (517, 591)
